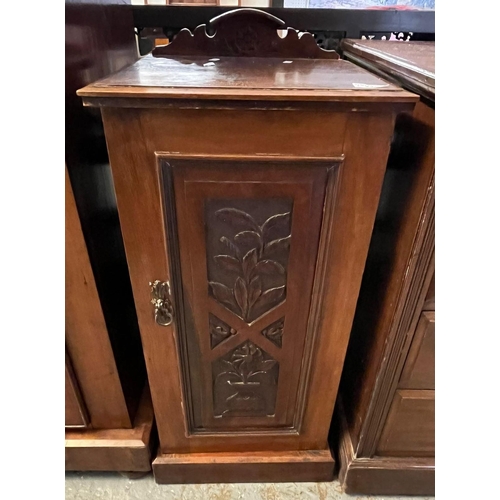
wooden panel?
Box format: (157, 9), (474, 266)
(422, 271), (435, 311)
(100, 105), (397, 453)
(335, 398), (434, 496)
(153, 449), (334, 483)
(65, 167), (131, 429)
(65, 352), (89, 428)
(342, 458), (434, 496)
(77, 55), (417, 105)
(377, 390), (435, 457)
(161, 157), (337, 432)
(153, 8), (338, 59)
(79, 56), (400, 91)
(399, 312), (435, 390)
(340, 101), (435, 454)
(65, 387), (154, 472)
(341, 40), (434, 101)
(65, 0), (146, 424)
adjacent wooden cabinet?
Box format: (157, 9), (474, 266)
(336, 39), (435, 496)
(65, 351), (89, 429)
(65, 167), (154, 472)
(65, 0), (153, 473)
(78, 10), (417, 483)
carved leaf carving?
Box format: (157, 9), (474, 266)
(214, 254), (241, 273)
(220, 359), (236, 371)
(209, 282), (234, 308)
(209, 314), (237, 349)
(261, 213), (291, 242)
(261, 317), (284, 348)
(234, 230), (262, 249)
(254, 286), (285, 310)
(242, 248), (258, 280)
(208, 202), (292, 322)
(220, 236), (240, 258)
(264, 236), (291, 257)
(212, 340), (279, 417)
(234, 277), (248, 316)
(248, 276), (262, 308)
(249, 359), (277, 377)
(253, 259), (285, 277)
(216, 208), (259, 232)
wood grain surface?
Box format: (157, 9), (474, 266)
(65, 387), (155, 472)
(65, 167), (132, 429)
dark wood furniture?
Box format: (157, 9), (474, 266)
(65, 0), (153, 473)
(335, 39), (435, 496)
(78, 9), (417, 484)
(65, 167), (154, 473)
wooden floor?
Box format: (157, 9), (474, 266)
(65, 471), (435, 499)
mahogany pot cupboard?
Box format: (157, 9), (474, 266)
(65, 0), (153, 473)
(78, 9), (417, 483)
(335, 39), (435, 496)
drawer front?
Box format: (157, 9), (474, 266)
(160, 156), (341, 433)
(377, 389), (434, 457)
(399, 311), (435, 390)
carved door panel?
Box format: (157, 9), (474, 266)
(159, 157), (341, 434)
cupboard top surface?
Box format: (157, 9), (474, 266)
(341, 40), (435, 99)
(77, 55), (417, 104)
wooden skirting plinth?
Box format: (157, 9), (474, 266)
(336, 403), (434, 496)
(153, 449), (335, 484)
(65, 388), (154, 473)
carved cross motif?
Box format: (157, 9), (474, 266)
(261, 317), (285, 348)
(209, 314), (237, 349)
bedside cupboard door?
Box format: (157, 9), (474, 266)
(158, 157), (341, 434)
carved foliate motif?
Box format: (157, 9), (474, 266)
(209, 314), (237, 349)
(206, 199), (292, 323)
(212, 340), (279, 417)
(261, 317), (285, 348)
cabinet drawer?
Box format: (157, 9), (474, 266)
(377, 389), (434, 457)
(399, 311), (434, 390)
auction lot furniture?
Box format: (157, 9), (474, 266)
(78, 9), (417, 483)
(65, 167), (154, 474)
(65, 0), (153, 474)
(335, 39), (435, 496)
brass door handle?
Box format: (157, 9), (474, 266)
(149, 280), (174, 326)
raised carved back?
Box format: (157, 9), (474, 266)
(153, 8), (340, 60)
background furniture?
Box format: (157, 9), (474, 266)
(335, 39), (435, 496)
(78, 9), (417, 484)
(65, 0), (153, 473)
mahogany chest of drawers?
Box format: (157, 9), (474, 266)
(337, 39), (435, 496)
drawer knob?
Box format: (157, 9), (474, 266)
(149, 280), (174, 327)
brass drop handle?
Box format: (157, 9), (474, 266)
(149, 280), (174, 327)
